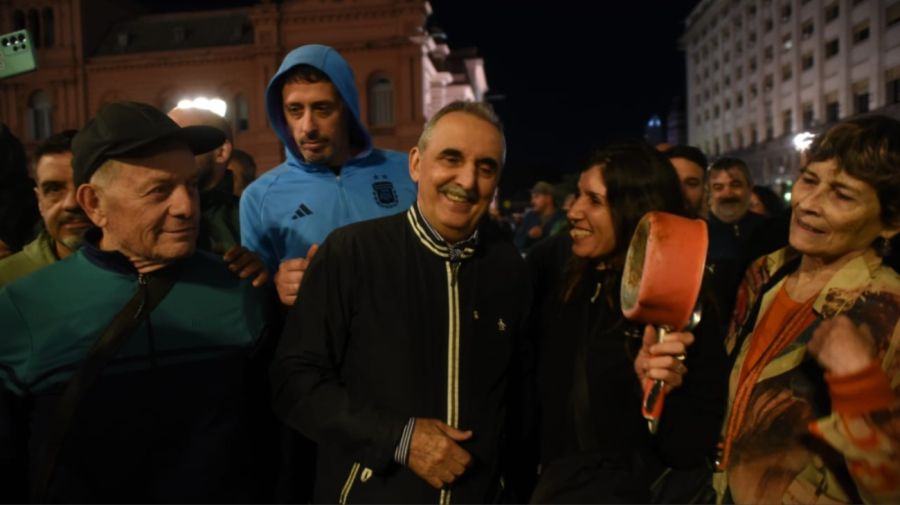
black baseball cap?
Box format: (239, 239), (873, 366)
(72, 101), (225, 185)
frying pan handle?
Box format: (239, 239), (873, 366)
(641, 326), (669, 434)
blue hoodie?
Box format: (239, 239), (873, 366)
(240, 45), (416, 273)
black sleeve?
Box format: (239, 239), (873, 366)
(269, 236), (408, 473)
(0, 386), (29, 502)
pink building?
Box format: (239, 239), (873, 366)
(0, 0), (488, 173)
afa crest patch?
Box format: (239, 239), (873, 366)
(372, 180), (398, 208)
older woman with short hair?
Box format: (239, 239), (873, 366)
(659, 115), (900, 504)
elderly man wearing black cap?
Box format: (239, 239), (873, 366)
(0, 102), (272, 502)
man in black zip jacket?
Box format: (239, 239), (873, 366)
(271, 101), (535, 504)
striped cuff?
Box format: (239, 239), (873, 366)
(394, 417), (416, 466)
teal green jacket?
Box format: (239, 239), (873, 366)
(0, 234), (271, 500)
(0, 245), (265, 394)
(0, 229), (56, 289)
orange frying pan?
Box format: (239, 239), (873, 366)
(620, 211), (708, 433)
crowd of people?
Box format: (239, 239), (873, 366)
(0, 43), (898, 505)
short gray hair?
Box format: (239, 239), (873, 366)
(417, 101), (506, 164)
(89, 158), (122, 188)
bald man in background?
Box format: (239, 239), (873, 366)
(168, 107), (266, 285)
(168, 107), (241, 253)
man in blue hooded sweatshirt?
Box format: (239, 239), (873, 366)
(240, 44), (417, 305)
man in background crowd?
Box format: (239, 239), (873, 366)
(228, 148), (257, 196)
(663, 144), (708, 217)
(0, 130), (91, 288)
(514, 180), (566, 255)
(706, 157), (765, 324)
(168, 107), (241, 253)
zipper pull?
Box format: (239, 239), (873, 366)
(134, 273), (149, 318)
(450, 263), (459, 287)
(590, 281), (602, 304)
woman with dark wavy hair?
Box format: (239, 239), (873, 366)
(528, 142), (727, 503)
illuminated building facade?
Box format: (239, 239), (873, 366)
(684, 0), (900, 185)
(0, 0), (487, 173)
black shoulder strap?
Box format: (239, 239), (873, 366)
(32, 271), (178, 501)
(728, 254), (802, 365)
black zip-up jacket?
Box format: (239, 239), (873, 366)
(527, 233), (728, 503)
(707, 211), (767, 329)
(271, 206), (534, 504)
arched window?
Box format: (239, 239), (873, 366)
(13, 10), (25, 30)
(367, 74), (394, 128)
(41, 8), (54, 48)
(27, 9), (40, 48)
(27, 90), (53, 141)
(234, 94), (249, 132)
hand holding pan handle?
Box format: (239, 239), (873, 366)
(621, 212), (708, 434)
(641, 307), (701, 433)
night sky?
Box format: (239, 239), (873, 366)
(428, 0), (700, 189)
(144, 0), (701, 193)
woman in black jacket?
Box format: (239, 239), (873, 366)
(528, 143), (728, 503)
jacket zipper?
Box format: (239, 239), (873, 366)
(440, 261), (461, 505)
(339, 462), (361, 505)
(134, 273), (149, 317)
(335, 173), (351, 222)
(136, 274), (159, 371)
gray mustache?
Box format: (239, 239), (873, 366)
(439, 183), (478, 203)
(58, 212), (90, 226)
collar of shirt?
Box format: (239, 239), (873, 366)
(406, 203), (478, 262)
(81, 227), (183, 278)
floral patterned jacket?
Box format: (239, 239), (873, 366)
(714, 248), (900, 504)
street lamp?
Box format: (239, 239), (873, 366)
(792, 131), (814, 152)
(176, 96), (228, 117)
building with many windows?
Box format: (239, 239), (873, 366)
(684, 0), (900, 187)
(0, 0), (487, 173)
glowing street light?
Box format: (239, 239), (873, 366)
(793, 131), (815, 152)
(176, 96), (228, 117)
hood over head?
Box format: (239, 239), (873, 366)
(265, 44), (372, 168)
